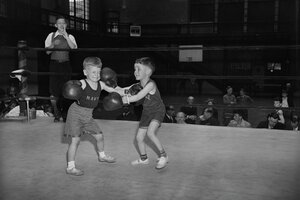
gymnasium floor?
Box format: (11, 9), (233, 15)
(0, 118), (299, 200)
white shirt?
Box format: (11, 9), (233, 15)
(45, 31), (77, 48)
(281, 97), (289, 108)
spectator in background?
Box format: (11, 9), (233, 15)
(45, 16), (77, 122)
(280, 89), (293, 108)
(0, 85), (20, 118)
(283, 82), (294, 104)
(163, 105), (176, 123)
(237, 88), (253, 106)
(223, 86), (237, 105)
(180, 96), (197, 124)
(175, 112), (187, 124)
(285, 112), (299, 131)
(227, 109), (251, 128)
(116, 105), (137, 121)
(236, 88), (252, 120)
(273, 97), (285, 124)
(198, 107), (219, 126)
(257, 112), (286, 130)
(205, 98), (218, 119)
(223, 86), (236, 125)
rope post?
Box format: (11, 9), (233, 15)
(17, 40), (28, 116)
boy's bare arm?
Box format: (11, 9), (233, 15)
(125, 82), (154, 103)
(101, 81), (125, 96)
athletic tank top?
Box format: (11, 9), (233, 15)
(77, 80), (101, 109)
(50, 33), (70, 62)
(143, 80), (165, 113)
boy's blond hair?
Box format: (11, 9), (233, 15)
(83, 57), (102, 69)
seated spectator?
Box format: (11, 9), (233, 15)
(163, 105), (176, 123)
(0, 85), (20, 118)
(175, 112), (187, 124)
(180, 96), (197, 124)
(273, 97), (285, 124)
(280, 89), (293, 108)
(116, 105), (137, 121)
(282, 82), (294, 107)
(227, 109), (251, 128)
(223, 86), (237, 125)
(257, 112), (286, 130)
(205, 98), (218, 119)
(37, 103), (54, 117)
(198, 107), (220, 126)
(285, 112), (299, 131)
(223, 86), (237, 105)
(237, 88), (253, 106)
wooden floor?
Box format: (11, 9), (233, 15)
(0, 118), (299, 200)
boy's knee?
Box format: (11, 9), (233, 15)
(136, 134), (144, 143)
(71, 137), (80, 144)
(146, 131), (156, 138)
(94, 133), (104, 141)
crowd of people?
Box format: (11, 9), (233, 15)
(1, 70), (299, 132)
(1, 74), (299, 132)
(160, 84), (299, 132)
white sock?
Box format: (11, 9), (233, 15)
(67, 161), (75, 169)
(99, 151), (105, 158)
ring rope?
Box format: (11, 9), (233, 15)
(0, 96), (57, 102)
(1, 45), (300, 52)
(1, 72), (300, 80)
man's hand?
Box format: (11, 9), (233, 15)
(61, 29), (69, 39)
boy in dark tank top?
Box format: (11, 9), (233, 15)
(64, 57), (122, 176)
(121, 57), (168, 170)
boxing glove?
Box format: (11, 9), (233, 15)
(100, 67), (118, 88)
(126, 83), (143, 96)
(62, 80), (83, 100)
(103, 92), (123, 111)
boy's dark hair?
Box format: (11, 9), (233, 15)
(135, 57), (155, 73)
(56, 16), (67, 23)
(268, 112), (279, 120)
(240, 88), (247, 94)
(233, 109), (244, 118)
(290, 111), (299, 123)
(226, 86), (232, 90)
(166, 105), (175, 111)
(273, 97), (281, 102)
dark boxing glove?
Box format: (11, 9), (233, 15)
(62, 80), (83, 100)
(100, 67), (118, 88)
(103, 92), (123, 111)
(126, 83), (143, 96)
